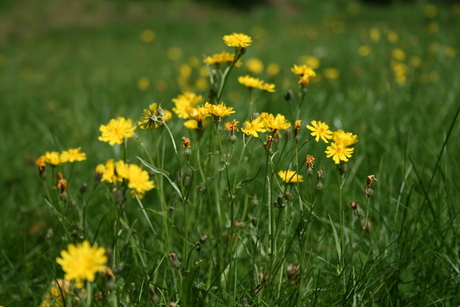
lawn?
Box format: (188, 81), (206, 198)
(1, 0), (459, 306)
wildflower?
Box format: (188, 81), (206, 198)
(224, 119), (239, 134)
(325, 142), (355, 164)
(301, 55), (320, 69)
(238, 75), (263, 89)
(205, 102), (235, 118)
(56, 241), (107, 289)
(369, 28), (380, 42)
(258, 82), (276, 92)
(261, 113), (291, 132)
(140, 29), (155, 43)
(315, 170), (324, 190)
(278, 170), (303, 183)
(305, 155), (315, 175)
(266, 63), (280, 76)
(138, 103), (172, 130)
(184, 119), (199, 129)
(241, 117), (266, 137)
(168, 253), (182, 269)
(95, 159), (120, 184)
(98, 117), (136, 146)
(387, 31), (398, 44)
(392, 48), (406, 61)
(45, 151), (62, 166)
(203, 51), (240, 66)
(323, 68), (340, 79)
(36, 155), (46, 172)
(120, 163), (156, 198)
(294, 120), (302, 140)
(246, 58), (264, 74)
(53, 172), (68, 197)
(223, 33), (252, 48)
(306, 120), (332, 143)
(364, 175), (378, 196)
(172, 92), (203, 119)
(189, 106), (210, 124)
(138, 77), (150, 91)
(331, 129), (359, 147)
(61, 147), (86, 163)
(358, 45), (372, 57)
(291, 64), (316, 77)
(39, 279), (77, 307)
(263, 135), (274, 148)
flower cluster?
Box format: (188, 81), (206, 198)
(238, 75), (276, 92)
(96, 159), (155, 198)
(241, 112), (291, 137)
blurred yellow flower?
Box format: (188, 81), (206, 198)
(258, 82), (276, 92)
(39, 279), (76, 307)
(278, 170), (303, 183)
(223, 33), (252, 48)
(98, 117), (136, 146)
(266, 63), (281, 76)
(167, 47), (182, 61)
(291, 64), (316, 77)
(96, 159), (120, 184)
(138, 77), (150, 91)
(445, 47), (456, 58)
(45, 151), (62, 166)
(323, 68), (340, 79)
(424, 4), (438, 18)
(140, 29), (155, 43)
(300, 55), (320, 69)
(387, 31), (399, 43)
(392, 48), (406, 61)
(238, 75), (263, 89)
(60, 148), (86, 163)
(56, 241), (107, 288)
(369, 28), (380, 42)
(172, 92), (203, 119)
(36, 155), (46, 172)
(358, 45), (372, 57)
(246, 58), (264, 74)
(409, 56), (422, 67)
(203, 51), (238, 65)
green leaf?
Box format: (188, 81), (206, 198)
(137, 157), (183, 199)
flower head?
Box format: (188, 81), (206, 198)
(172, 92), (203, 119)
(278, 170), (303, 183)
(291, 64), (316, 77)
(45, 151), (62, 166)
(36, 155), (46, 172)
(331, 129), (359, 147)
(117, 162), (156, 198)
(95, 159), (121, 184)
(325, 142), (355, 164)
(61, 148), (86, 163)
(189, 106), (210, 123)
(138, 103), (172, 130)
(241, 117), (267, 138)
(98, 117), (136, 146)
(306, 120), (333, 143)
(223, 33), (252, 48)
(238, 75), (263, 89)
(56, 241), (107, 288)
(205, 102), (235, 118)
(203, 51), (241, 66)
(258, 82), (276, 92)
(261, 113), (291, 132)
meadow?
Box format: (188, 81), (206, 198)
(1, 0), (460, 306)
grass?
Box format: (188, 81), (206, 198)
(1, 0), (460, 306)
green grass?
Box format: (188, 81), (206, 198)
(1, 0), (460, 306)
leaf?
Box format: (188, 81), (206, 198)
(235, 166), (262, 191)
(137, 157), (183, 199)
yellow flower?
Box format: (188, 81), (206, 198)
(184, 119), (199, 129)
(358, 45), (372, 57)
(369, 28), (380, 42)
(392, 48), (406, 61)
(258, 82), (276, 92)
(387, 31), (399, 44)
(138, 103), (172, 130)
(45, 151), (62, 166)
(140, 29), (155, 43)
(325, 142), (355, 164)
(266, 63), (281, 76)
(278, 170), (303, 183)
(323, 68), (340, 79)
(424, 4), (438, 18)
(203, 51), (238, 65)
(223, 33), (252, 48)
(39, 279), (76, 307)
(331, 129), (359, 147)
(245, 58), (264, 74)
(117, 162), (155, 198)
(36, 155), (46, 172)
(291, 64), (316, 77)
(300, 55), (321, 69)
(172, 92), (203, 119)
(96, 159), (121, 184)
(205, 102), (235, 118)
(261, 113), (291, 131)
(137, 77), (150, 91)
(98, 117), (136, 146)
(189, 106), (210, 123)
(56, 241), (107, 288)
(241, 117), (267, 137)
(238, 75), (263, 89)
(306, 121), (333, 143)
(61, 148), (86, 163)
